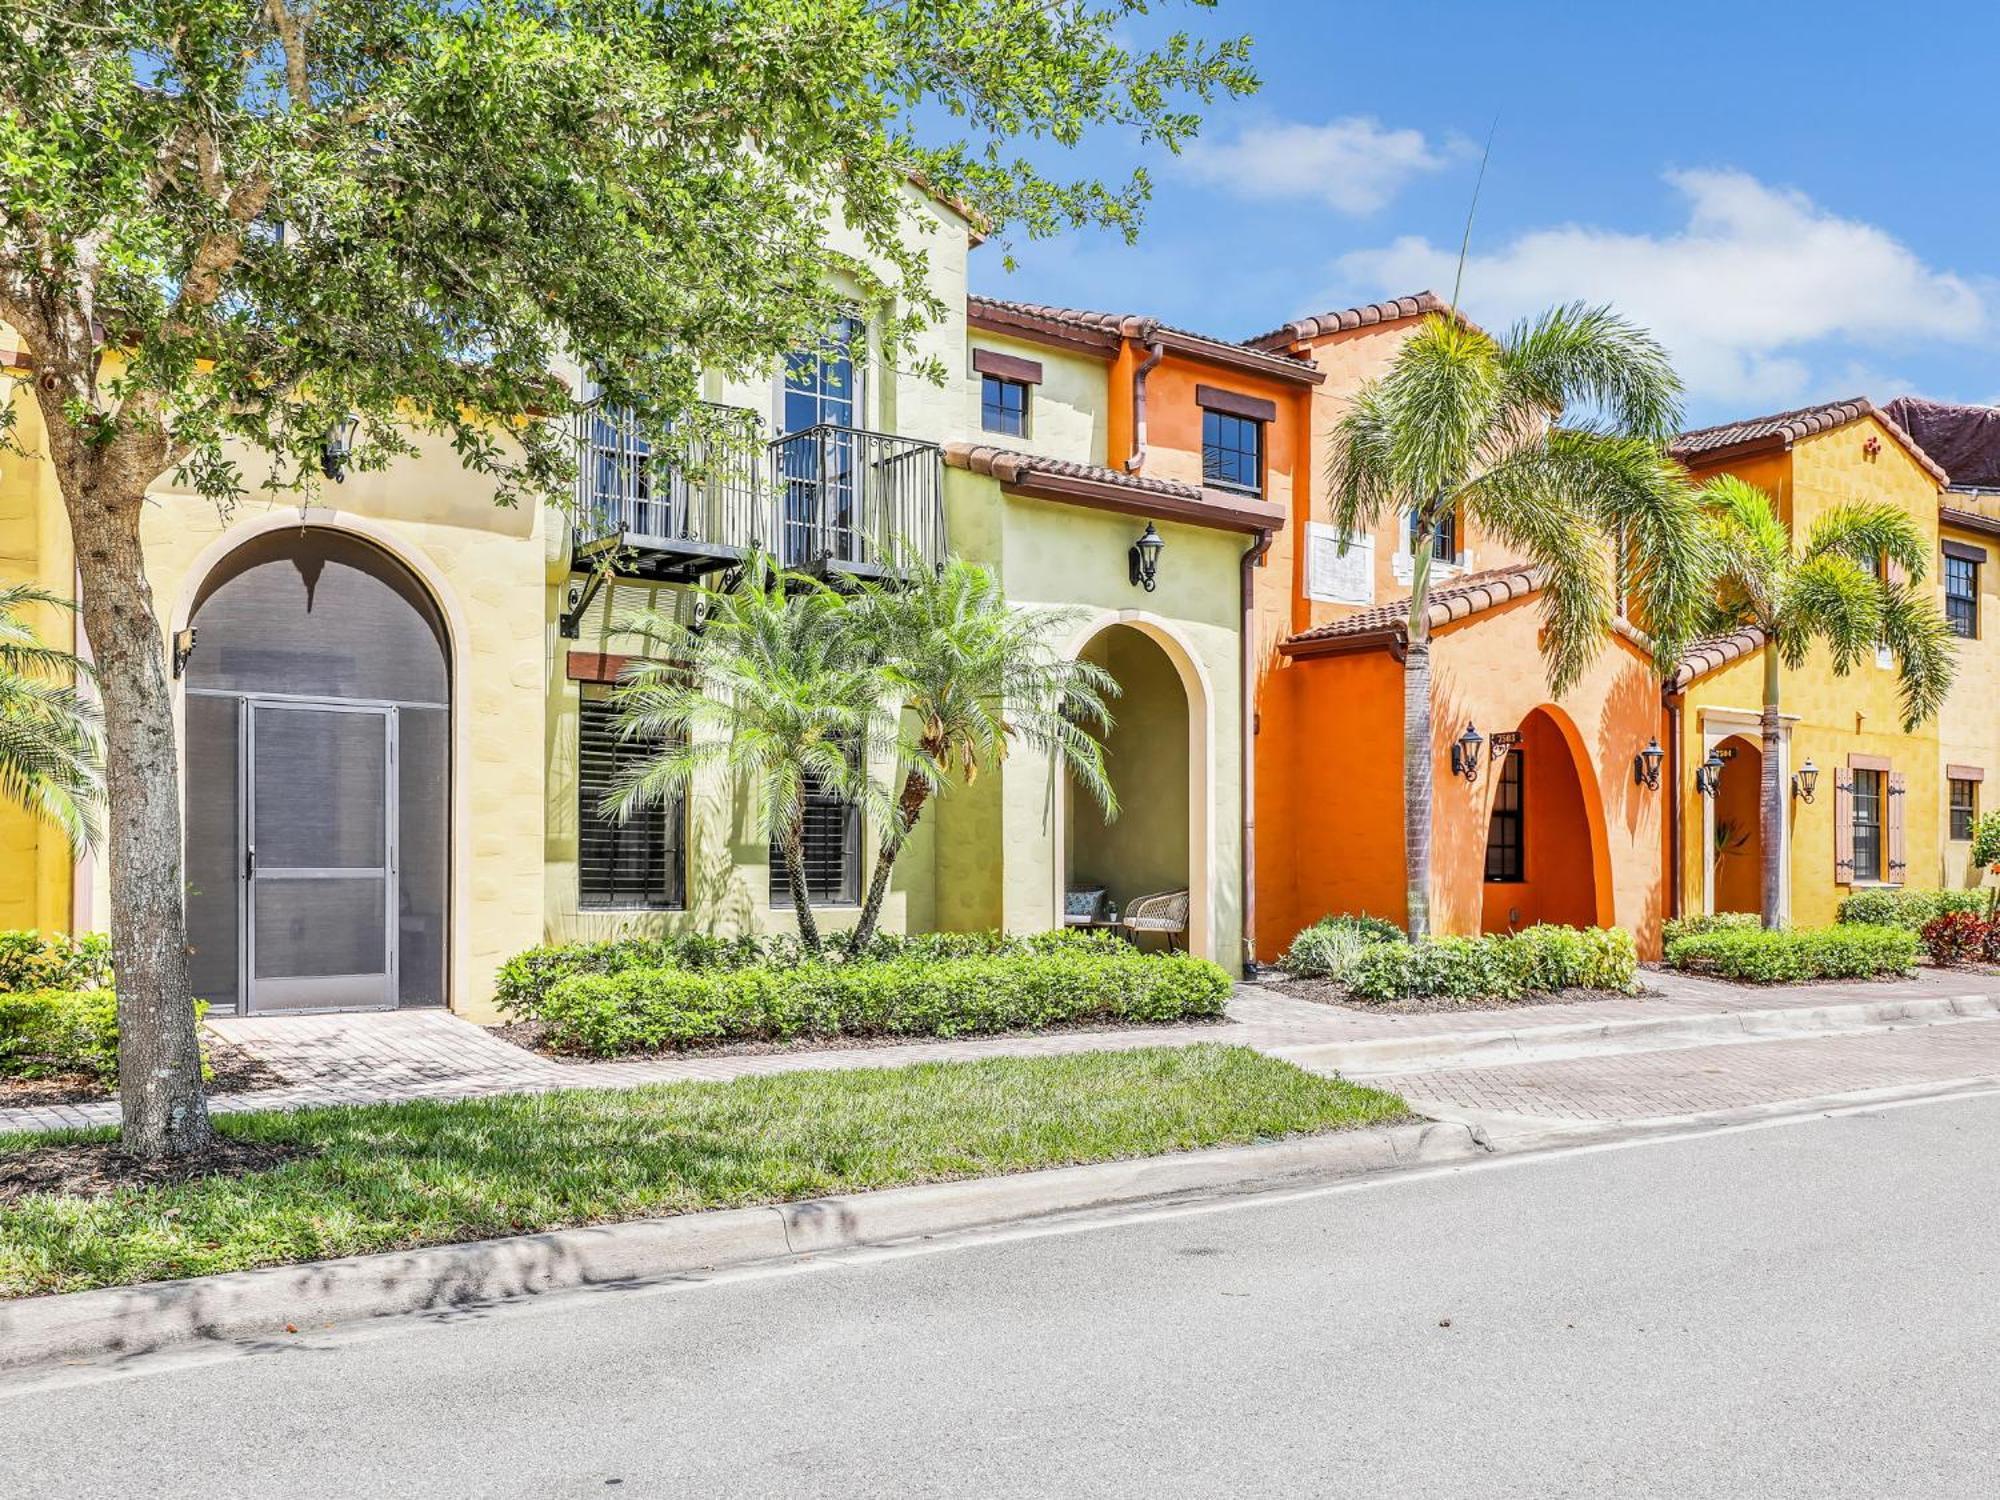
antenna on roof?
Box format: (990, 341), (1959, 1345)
(1449, 117), (1499, 315)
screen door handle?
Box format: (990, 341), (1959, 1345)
(244, 844), (256, 881)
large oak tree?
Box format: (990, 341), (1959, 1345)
(0, 0), (1252, 1157)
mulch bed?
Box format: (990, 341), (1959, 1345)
(0, 1138), (314, 1204)
(1260, 976), (1655, 1014)
(490, 1013), (1227, 1062)
(0, 1039), (289, 1110)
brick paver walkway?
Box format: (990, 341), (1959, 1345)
(10, 968), (2000, 1137)
(1373, 1019), (2000, 1123)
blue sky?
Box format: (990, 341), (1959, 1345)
(965, 0), (1999, 427)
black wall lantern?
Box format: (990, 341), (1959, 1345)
(1633, 737), (1664, 790)
(1792, 757), (1819, 804)
(320, 412), (361, 483)
(1695, 748), (1726, 797)
(1128, 522), (1164, 592)
(1450, 721), (1485, 783)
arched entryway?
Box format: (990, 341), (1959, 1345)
(182, 529), (451, 1014)
(1711, 734), (1763, 916)
(1061, 621), (1206, 954)
(1479, 705), (1612, 933)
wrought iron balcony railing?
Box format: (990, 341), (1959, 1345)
(572, 401), (766, 574)
(768, 423), (945, 578)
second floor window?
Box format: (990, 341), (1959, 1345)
(1946, 552), (1980, 638)
(981, 375), (1029, 436)
(783, 315), (861, 435)
(1412, 506), (1458, 564)
(577, 692), (685, 910)
(1202, 410), (1263, 494)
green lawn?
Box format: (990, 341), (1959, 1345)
(0, 1045), (1407, 1298)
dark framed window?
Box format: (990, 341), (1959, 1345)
(782, 314), (860, 434)
(1946, 553), (1979, 638)
(1202, 409), (1263, 495)
(981, 375), (1029, 436)
(1484, 751), (1525, 883)
(771, 757), (860, 907)
(578, 692), (685, 909)
(1412, 507), (1457, 564)
(1852, 768), (1884, 882)
(1951, 777), (1978, 841)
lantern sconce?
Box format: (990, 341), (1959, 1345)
(1792, 757), (1819, 804)
(1128, 522), (1164, 592)
(1632, 737), (1664, 791)
(320, 412), (362, 483)
(1450, 721), (1485, 783)
(1695, 749), (1726, 798)
(170, 626), (198, 680)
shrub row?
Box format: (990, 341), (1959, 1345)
(1336, 926), (1640, 1005)
(525, 948), (1233, 1056)
(1663, 924), (1917, 983)
(0, 931), (113, 994)
(0, 989), (119, 1079)
(496, 928), (1125, 1013)
(1660, 911), (1762, 946)
(1836, 888), (1988, 932)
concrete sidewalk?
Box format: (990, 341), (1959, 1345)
(6, 965), (2000, 1137)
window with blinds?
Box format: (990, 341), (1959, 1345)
(771, 766), (860, 906)
(577, 693), (685, 909)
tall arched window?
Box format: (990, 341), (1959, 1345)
(183, 530), (450, 1014)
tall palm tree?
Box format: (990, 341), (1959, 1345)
(1326, 303), (1707, 939)
(1697, 475), (1955, 927)
(845, 559), (1119, 948)
(604, 554), (891, 953)
(0, 583), (101, 849)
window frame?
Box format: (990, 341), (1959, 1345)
(1201, 408), (1264, 496)
(1946, 552), (1980, 639)
(1484, 750), (1525, 884)
(576, 689), (686, 911)
(980, 373), (1030, 437)
(1851, 767), (1885, 883)
(1951, 776), (1979, 842)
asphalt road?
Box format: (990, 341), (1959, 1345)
(7, 1092), (2000, 1499)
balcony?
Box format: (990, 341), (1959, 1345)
(769, 424), (945, 581)
(571, 401), (766, 584)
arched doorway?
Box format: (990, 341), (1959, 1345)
(1479, 705), (1610, 933)
(182, 529), (451, 1014)
(1711, 734), (1763, 916)
(1063, 622), (1198, 950)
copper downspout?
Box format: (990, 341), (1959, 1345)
(1124, 329), (1165, 473)
(1240, 527), (1272, 969)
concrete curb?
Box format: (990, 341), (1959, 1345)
(0, 1120), (1480, 1376)
(1270, 992), (2000, 1076)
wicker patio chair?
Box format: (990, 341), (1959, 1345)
(1122, 889), (1190, 951)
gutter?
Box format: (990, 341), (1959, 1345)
(1240, 527), (1272, 968)
(1124, 330), (1165, 473)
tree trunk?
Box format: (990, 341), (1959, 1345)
(852, 766), (932, 950)
(1403, 523), (1436, 940)
(1760, 647), (1784, 931)
(69, 489), (213, 1159)
(777, 817), (821, 952)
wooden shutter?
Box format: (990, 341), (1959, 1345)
(1834, 766), (1856, 885)
(1888, 770), (1908, 885)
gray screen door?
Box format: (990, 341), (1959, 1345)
(246, 701), (396, 1013)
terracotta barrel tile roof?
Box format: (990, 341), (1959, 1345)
(1242, 291), (1451, 351)
(967, 294), (1320, 383)
(1282, 564), (1545, 654)
(942, 441), (1203, 500)
(943, 441), (1279, 535)
(1672, 396), (1950, 487)
(1670, 627), (1766, 690)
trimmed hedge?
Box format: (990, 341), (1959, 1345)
(1663, 924), (1917, 983)
(0, 931), (113, 994)
(1661, 911), (1761, 946)
(527, 948), (1233, 1056)
(1836, 888), (1988, 932)
(1338, 925), (1639, 1005)
(1278, 913), (1403, 980)
(0, 989), (119, 1079)
(496, 928), (1126, 1014)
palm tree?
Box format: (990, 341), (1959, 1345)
(0, 583), (101, 849)
(845, 559), (1119, 948)
(1697, 475), (1955, 927)
(604, 553), (891, 953)
(1326, 303), (1707, 939)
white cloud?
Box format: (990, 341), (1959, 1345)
(1327, 169), (1987, 408)
(1181, 116), (1466, 216)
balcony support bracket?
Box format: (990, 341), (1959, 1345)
(559, 566), (610, 640)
